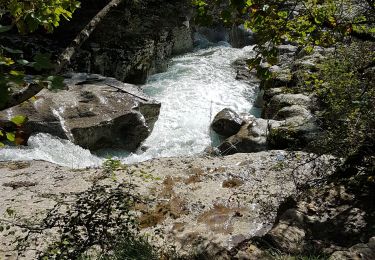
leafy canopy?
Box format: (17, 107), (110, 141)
(193, 0), (375, 76)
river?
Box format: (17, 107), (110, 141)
(0, 43), (259, 168)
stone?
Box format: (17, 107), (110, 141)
(263, 93), (313, 119)
(266, 66), (294, 88)
(218, 118), (281, 155)
(263, 87), (286, 103)
(266, 223), (306, 254)
(329, 238), (375, 260)
(211, 108), (244, 137)
(0, 151), (334, 259)
(268, 116), (320, 149)
(275, 105), (312, 120)
(277, 44), (298, 55)
(0, 0), (194, 85)
(229, 24), (256, 48)
(0, 73), (161, 151)
(233, 58), (260, 84)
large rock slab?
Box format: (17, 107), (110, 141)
(0, 73), (160, 151)
(0, 151), (334, 259)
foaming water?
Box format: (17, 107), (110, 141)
(1, 45), (259, 168)
(0, 133), (102, 168)
(119, 44), (258, 163)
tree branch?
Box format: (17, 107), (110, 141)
(0, 83), (43, 111)
(55, 0), (124, 73)
(1, 0), (124, 111)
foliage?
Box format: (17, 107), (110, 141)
(305, 42), (375, 176)
(99, 235), (159, 260)
(103, 157), (124, 172)
(193, 0), (375, 78)
(0, 0), (80, 146)
(0, 0), (81, 33)
(37, 183), (150, 259)
(0, 114), (27, 146)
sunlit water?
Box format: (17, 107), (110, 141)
(0, 44), (259, 168)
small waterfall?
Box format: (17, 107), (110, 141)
(52, 107), (75, 142)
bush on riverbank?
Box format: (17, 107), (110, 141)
(301, 41), (375, 178)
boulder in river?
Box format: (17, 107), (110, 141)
(211, 108), (244, 137)
(0, 73), (161, 151)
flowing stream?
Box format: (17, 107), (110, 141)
(0, 43), (259, 168)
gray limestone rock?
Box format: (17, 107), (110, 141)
(0, 73), (160, 151)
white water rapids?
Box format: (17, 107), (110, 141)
(0, 44), (259, 168)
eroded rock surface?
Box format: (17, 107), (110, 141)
(0, 73), (160, 151)
(0, 151), (334, 259)
(234, 180), (375, 259)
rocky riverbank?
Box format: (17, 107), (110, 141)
(211, 44), (328, 156)
(0, 151), (334, 259)
(205, 41), (375, 259)
(0, 0), (373, 259)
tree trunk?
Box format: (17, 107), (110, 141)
(0, 0), (124, 111)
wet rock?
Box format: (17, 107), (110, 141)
(1, 0), (193, 85)
(275, 105), (312, 120)
(233, 58), (260, 84)
(229, 24), (256, 48)
(277, 44), (298, 55)
(0, 73), (160, 151)
(262, 66), (294, 88)
(218, 118), (281, 155)
(211, 108), (244, 137)
(77, 0), (193, 83)
(194, 26), (229, 46)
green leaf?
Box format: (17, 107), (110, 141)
(16, 59), (30, 65)
(0, 24), (13, 33)
(33, 53), (54, 71)
(47, 75), (65, 90)
(1, 46), (23, 54)
(11, 115), (27, 126)
(9, 70), (24, 76)
(6, 132), (15, 142)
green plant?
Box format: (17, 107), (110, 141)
(103, 157), (124, 176)
(303, 42), (375, 176)
(0, 0), (81, 146)
(38, 183), (145, 259)
(1, 0), (81, 33)
(193, 0), (375, 78)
